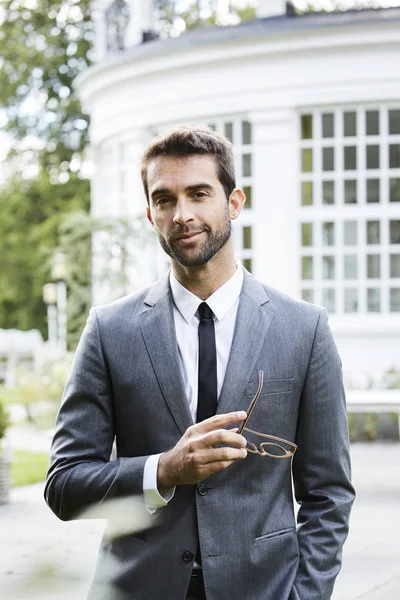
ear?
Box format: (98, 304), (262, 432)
(146, 206), (155, 228)
(228, 188), (246, 220)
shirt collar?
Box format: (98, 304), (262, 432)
(169, 264), (244, 324)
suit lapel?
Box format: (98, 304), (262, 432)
(217, 273), (274, 415)
(139, 273), (192, 435)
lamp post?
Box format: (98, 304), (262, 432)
(42, 283), (58, 347)
(51, 253), (68, 353)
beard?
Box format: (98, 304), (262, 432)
(157, 206), (231, 267)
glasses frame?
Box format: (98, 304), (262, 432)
(238, 370), (297, 459)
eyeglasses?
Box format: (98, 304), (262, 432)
(238, 370), (297, 459)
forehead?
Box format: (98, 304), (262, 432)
(147, 155), (220, 192)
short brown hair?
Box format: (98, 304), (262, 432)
(140, 125), (236, 202)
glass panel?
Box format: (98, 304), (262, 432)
(344, 221), (357, 245)
(322, 113), (334, 138)
(344, 146), (356, 170)
(322, 181), (334, 204)
(390, 220), (400, 243)
(302, 256), (313, 280)
(242, 154), (252, 177)
(389, 109), (400, 135)
(367, 179), (380, 203)
(322, 222), (334, 246)
(322, 147), (334, 171)
(390, 289), (400, 311)
(390, 179), (400, 203)
(243, 226), (252, 249)
(323, 256), (335, 279)
(301, 181), (313, 206)
(224, 122), (233, 142)
(367, 254), (381, 278)
(302, 289), (313, 303)
(366, 110), (379, 135)
(344, 111), (357, 136)
(242, 121), (251, 145)
(301, 115), (313, 139)
(344, 255), (358, 279)
(322, 289), (335, 313)
(301, 223), (313, 246)
(367, 288), (381, 312)
(344, 180), (357, 204)
(301, 149), (313, 173)
(243, 258), (252, 273)
(389, 144), (400, 169)
(366, 145), (380, 169)
(390, 255), (400, 277)
(367, 220), (380, 244)
(344, 289), (358, 313)
(243, 185), (252, 209)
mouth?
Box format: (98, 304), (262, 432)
(175, 231), (203, 242)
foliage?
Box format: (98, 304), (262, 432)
(382, 366), (400, 390)
(11, 449), (49, 487)
(0, 399), (9, 440)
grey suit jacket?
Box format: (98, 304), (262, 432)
(45, 270), (355, 600)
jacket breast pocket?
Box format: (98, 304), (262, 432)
(245, 378), (294, 397)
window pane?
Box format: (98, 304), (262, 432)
(389, 144), (400, 169)
(390, 289), (400, 311)
(224, 122), (233, 142)
(344, 289), (358, 313)
(242, 154), (252, 177)
(322, 147), (334, 171)
(344, 180), (357, 204)
(243, 226), (252, 249)
(322, 113), (334, 138)
(301, 181), (313, 206)
(390, 255), (400, 277)
(243, 258), (252, 273)
(322, 289), (335, 313)
(344, 255), (358, 279)
(323, 256), (335, 279)
(301, 223), (313, 246)
(390, 179), (400, 203)
(242, 121), (252, 145)
(208, 123), (216, 131)
(366, 110), (379, 135)
(322, 222), (335, 246)
(302, 256), (313, 279)
(367, 254), (381, 278)
(301, 149), (313, 173)
(302, 289), (313, 303)
(367, 179), (380, 203)
(344, 146), (357, 170)
(344, 111), (357, 136)
(367, 288), (381, 312)
(322, 181), (334, 204)
(243, 185), (252, 209)
(301, 115), (313, 139)
(367, 220), (380, 244)
(366, 145), (380, 169)
(344, 221), (357, 245)
(390, 220), (400, 244)
(389, 109), (400, 135)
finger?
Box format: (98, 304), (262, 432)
(195, 446), (248, 466)
(194, 411), (247, 433)
(200, 429), (247, 449)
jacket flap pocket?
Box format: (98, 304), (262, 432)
(246, 378), (294, 396)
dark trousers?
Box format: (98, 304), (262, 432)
(185, 570), (206, 600)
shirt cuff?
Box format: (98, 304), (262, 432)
(143, 453), (175, 513)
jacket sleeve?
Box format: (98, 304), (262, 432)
(291, 308), (355, 600)
(44, 308), (149, 521)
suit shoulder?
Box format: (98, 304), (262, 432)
(256, 279), (326, 322)
(89, 285), (154, 325)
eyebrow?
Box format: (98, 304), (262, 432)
(150, 183), (215, 201)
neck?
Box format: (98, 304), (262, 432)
(171, 239), (237, 300)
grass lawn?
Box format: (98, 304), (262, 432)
(11, 450), (50, 488)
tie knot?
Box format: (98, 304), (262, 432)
(198, 302), (214, 321)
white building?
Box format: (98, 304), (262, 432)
(76, 0), (400, 389)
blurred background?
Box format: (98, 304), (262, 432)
(0, 1), (399, 599)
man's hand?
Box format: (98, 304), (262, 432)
(157, 411), (248, 493)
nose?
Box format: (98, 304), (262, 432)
(172, 198), (194, 225)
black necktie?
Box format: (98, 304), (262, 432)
(197, 302), (218, 423)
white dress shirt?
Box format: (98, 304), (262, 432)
(143, 264), (244, 511)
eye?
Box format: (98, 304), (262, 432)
(193, 191), (207, 199)
(156, 197), (171, 206)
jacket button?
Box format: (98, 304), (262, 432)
(182, 550), (194, 562)
(198, 483), (209, 496)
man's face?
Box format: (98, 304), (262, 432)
(146, 155), (232, 267)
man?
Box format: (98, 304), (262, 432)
(45, 125), (355, 600)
